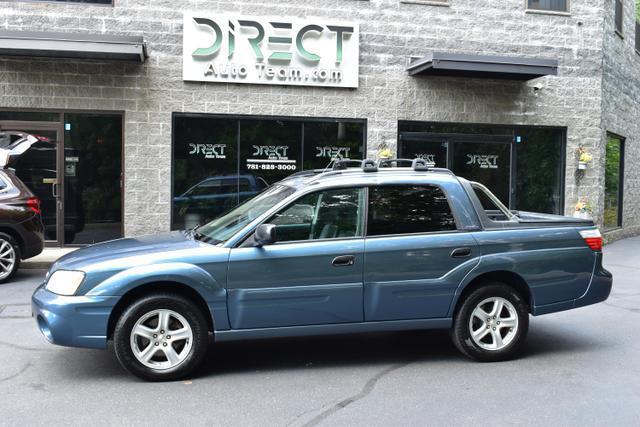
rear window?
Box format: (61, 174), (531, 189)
(367, 185), (457, 236)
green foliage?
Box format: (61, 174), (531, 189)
(637, 0), (640, 22)
(604, 136), (622, 229)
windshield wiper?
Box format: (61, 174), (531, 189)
(189, 226), (221, 245)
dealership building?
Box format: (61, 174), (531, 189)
(0, 0), (639, 246)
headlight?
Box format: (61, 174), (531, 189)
(45, 270), (86, 296)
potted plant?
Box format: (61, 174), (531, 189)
(577, 147), (593, 170)
(573, 197), (593, 219)
(378, 147), (393, 159)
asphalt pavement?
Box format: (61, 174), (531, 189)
(0, 237), (639, 426)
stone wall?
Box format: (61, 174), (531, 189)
(600, 0), (640, 241)
(0, 0), (618, 236)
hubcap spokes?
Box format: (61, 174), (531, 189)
(469, 297), (518, 351)
(0, 240), (16, 280)
(130, 309), (193, 370)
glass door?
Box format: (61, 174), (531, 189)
(0, 121), (63, 245)
(452, 141), (512, 206)
(399, 132), (513, 207)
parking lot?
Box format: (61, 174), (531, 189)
(1, 237), (639, 426)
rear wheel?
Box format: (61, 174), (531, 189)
(113, 293), (209, 381)
(0, 232), (20, 284)
(451, 283), (529, 362)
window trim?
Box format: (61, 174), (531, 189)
(525, 0), (570, 14)
(365, 183), (460, 237)
(9, 0), (113, 5)
(603, 133), (625, 231)
(615, 0), (624, 37)
(400, 0), (451, 7)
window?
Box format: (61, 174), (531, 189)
(398, 122), (566, 215)
(270, 188), (364, 242)
(367, 186), (457, 236)
(615, 0), (624, 35)
(172, 114), (365, 230)
(604, 134), (624, 230)
(527, 0), (569, 12)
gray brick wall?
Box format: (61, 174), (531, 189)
(600, 0), (640, 242)
(0, 0), (634, 238)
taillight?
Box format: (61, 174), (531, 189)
(26, 197), (41, 215)
(579, 229), (603, 251)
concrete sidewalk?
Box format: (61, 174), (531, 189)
(22, 248), (77, 269)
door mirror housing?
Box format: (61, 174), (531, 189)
(254, 223), (276, 246)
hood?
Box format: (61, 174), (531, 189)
(51, 231), (227, 273)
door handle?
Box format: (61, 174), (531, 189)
(332, 255), (355, 267)
(451, 247), (472, 258)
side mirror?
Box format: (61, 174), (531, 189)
(254, 223), (276, 246)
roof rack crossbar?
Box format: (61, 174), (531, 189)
(332, 159), (363, 170)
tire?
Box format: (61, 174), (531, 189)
(113, 293), (209, 381)
(0, 232), (21, 284)
(451, 283), (529, 362)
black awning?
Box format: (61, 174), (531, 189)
(0, 31), (147, 62)
(407, 52), (557, 81)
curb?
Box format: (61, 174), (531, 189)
(22, 262), (54, 270)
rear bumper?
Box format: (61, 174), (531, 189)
(533, 252), (612, 315)
(574, 259), (612, 309)
(16, 215), (44, 259)
(31, 284), (119, 349)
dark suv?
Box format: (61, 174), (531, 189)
(0, 132), (45, 283)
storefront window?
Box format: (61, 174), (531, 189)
(172, 114), (365, 230)
(398, 122), (565, 215)
(604, 134), (624, 230)
(514, 128), (564, 215)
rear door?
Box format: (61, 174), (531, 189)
(364, 185), (479, 321)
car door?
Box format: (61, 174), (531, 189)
(364, 184), (479, 321)
(226, 187), (366, 329)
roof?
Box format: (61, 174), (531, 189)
(407, 52), (558, 81)
(279, 167), (460, 191)
(0, 30), (147, 62)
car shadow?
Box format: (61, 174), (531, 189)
(197, 330), (459, 378)
(50, 323), (611, 381)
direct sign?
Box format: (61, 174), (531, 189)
(182, 13), (359, 88)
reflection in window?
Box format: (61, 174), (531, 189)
(172, 114), (365, 230)
(271, 188), (364, 242)
(604, 134), (624, 230)
(515, 128), (564, 214)
(367, 186), (456, 236)
(528, 0), (568, 12)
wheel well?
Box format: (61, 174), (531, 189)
(106, 281), (214, 340)
(0, 227), (24, 253)
(454, 271), (532, 316)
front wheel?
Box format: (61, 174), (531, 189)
(113, 293), (209, 381)
(451, 284), (529, 362)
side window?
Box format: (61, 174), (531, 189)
(0, 176), (7, 191)
(367, 185), (457, 236)
(269, 188), (364, 242)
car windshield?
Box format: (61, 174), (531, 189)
(194, 184), (295, 244)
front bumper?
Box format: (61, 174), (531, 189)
(31, 284), (119, 349)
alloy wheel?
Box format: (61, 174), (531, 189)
(0, 239), (16, 281)
(468, 296), (519, 351)
(130, 309), (194, 370)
